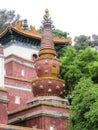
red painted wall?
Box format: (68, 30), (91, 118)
(7, 87), (34, 113)
(14, 116), (68, 130)
(4, 55), (37, 112)
(27, 116), (68, 130)
(5, 62), (13, 76)
(0, 90), (8, 124)
(5, 77), (31, 87)
(9, 105), (69, 119)
(0, 102), (8, 124)
(5, 61), (37, 80)
(9, 105), (69, 130)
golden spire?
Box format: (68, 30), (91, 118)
(43, 8), (51, 22)
(39, 9), (56, 58)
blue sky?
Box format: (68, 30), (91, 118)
(1, 0), (98, 41)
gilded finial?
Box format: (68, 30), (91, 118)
(43, 8), (51, 22)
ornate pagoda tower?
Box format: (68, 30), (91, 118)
(30, 9), (69, 130)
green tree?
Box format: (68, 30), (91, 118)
(59, 46), (98, 103)
(57, 45), (70, 58)
(74, 35), (91, 50)
(74, 34), (98, 51)
(92, 34), (98, 47)
(59, 46), (82, 102)
(0, 9), (20, 33)
(68, 78), (98, 130)
(77, 47), (98, 82)
(52, 29), (68, 38)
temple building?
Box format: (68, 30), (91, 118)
(0, 9), (71, 130)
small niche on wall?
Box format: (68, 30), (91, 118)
(21, 69), (25, 76)
(51, 64), (57, 74)
(49, 125), (54, 130)
(15, 96), (20, 104)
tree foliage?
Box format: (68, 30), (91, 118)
(74, 35), (91, 50)
(68, 78), (98, 130)
(92, 34), (98, 47)
(59, 46), (82, 100)
(52, 29), (68, 38)
(74, 34), (98, 51)
(59, 46), (98, 101)
(74, 34), (98, 50)
(59, 45), (98, 129)
(0, 9), (20, 33)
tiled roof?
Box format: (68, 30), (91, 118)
(0, 21), (71, 44)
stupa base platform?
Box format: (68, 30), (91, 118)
(27, 96), (69, 106)
(8, 96), (69, 130)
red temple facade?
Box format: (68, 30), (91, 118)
(0, 9), (71, 130)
